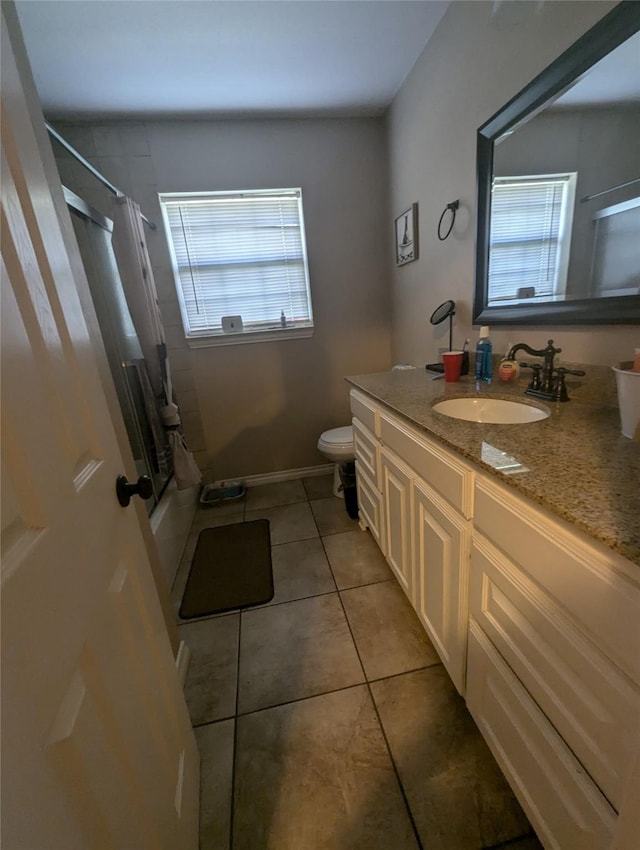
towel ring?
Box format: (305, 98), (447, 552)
(437, 200), (459, 241)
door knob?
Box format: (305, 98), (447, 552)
(116, 474), (153, 507)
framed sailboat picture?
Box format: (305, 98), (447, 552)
(395, 203), (419, 266)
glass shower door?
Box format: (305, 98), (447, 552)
(66, 189), (171, 512)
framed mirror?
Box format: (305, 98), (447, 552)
(474, 2), (640, 325)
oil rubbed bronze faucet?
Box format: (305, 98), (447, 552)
(507, 340), (585, 402)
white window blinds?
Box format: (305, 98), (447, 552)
(487, 174), (576, 304)
(159, 189), (313, 339)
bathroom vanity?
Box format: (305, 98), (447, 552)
(348, 370), (640, 850)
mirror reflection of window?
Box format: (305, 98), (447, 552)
(488, 173), (576, 305)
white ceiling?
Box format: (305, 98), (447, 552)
(15, 0), (449, 119)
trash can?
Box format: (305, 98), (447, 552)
(339, 460), (359, 520)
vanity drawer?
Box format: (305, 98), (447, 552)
(467, 620), (617, 850)
(353, 417), (380, 490)
(471, 533), (639, 810)
(380, 411), (473, 518)
(350, 389), (379, 436)
(355, 466), (384, 553)
(474, 475), (640, 683)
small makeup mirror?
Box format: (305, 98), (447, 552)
(426, 299), (456, 372)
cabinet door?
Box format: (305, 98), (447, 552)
(413, 478), (470, 694)
(381, 447), (413, 599)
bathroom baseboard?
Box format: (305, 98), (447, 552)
(214, 463), (333, 489)
(176, 640), (191, 688)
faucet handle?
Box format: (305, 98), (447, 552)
(553, 367), (586, 402)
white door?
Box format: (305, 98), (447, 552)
(1, 8), (199, 849)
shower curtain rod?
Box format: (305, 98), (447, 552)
(579, 176), (640, 204)
(45, 122), (157, 230)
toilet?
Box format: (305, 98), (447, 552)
(317, 426), (355, 497)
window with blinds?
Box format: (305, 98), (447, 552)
(159, 189), (314, 343)
(487, 173), (577, 304)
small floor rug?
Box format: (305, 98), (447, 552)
(179, 519), (273, 619)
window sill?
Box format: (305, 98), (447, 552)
(185, 326), (314, 348)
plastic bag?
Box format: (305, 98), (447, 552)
(168, 430), (202, 490)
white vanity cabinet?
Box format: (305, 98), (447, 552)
(412, 475), (471, 694)
(467, 475), (640, 850)
(351, 390), (472, 694)
(353, 419), (384, 552)
(380, 446), (413, 597)
(349, 386), (640, 850)
(351, 391), (384, 552)
(379, 409), (473, 694)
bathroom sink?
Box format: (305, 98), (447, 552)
(432, 397), (549, 424)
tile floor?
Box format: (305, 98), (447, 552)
(171, 475), (543, 850)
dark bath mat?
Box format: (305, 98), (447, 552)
(179, 519), (273, 618)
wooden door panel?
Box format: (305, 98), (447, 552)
(1, 138), (103, 480)
(46, 668), (157, 850)
(1, 8), (198, 848)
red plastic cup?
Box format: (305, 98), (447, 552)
(442, 351), (464, 382)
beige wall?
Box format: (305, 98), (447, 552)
(387, 0), (638, 367)
(54, 118), (392, 481)
(52, 2), (637, 483)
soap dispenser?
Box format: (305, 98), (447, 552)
(474, 326), (492, 383)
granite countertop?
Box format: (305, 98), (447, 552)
(346, 369), (640, 567)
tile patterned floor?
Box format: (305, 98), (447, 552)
(172, 475), (542, 850)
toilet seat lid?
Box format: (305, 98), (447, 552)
(320, 426), (353, 447)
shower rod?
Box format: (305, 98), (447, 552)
(45, 122), (157, 230)
(579, 176), (640, 204)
